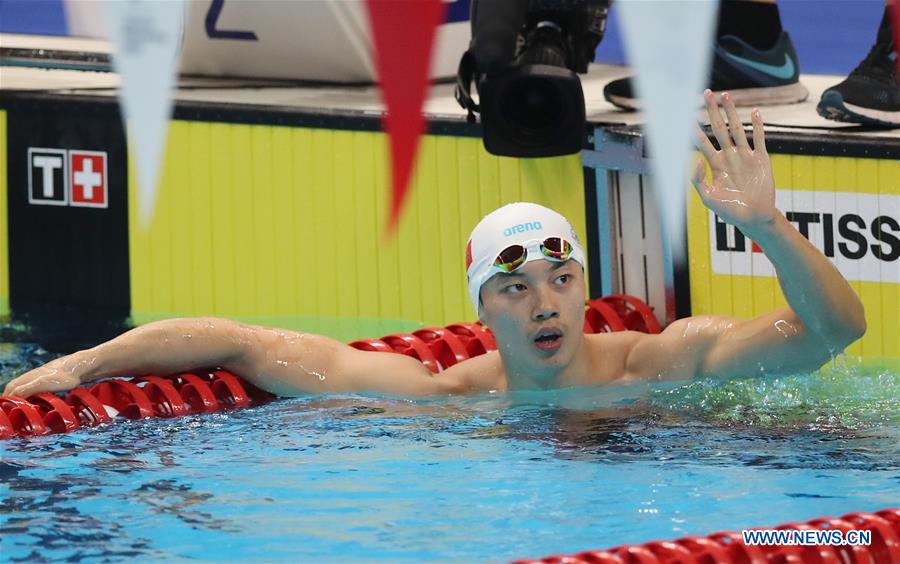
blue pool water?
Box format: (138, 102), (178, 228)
(1, 342), (898, 562)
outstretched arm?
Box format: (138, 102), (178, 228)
(2, 317), (464, 398)
(626, 91), (865, 381)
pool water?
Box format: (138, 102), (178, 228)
(1, 342), (898, 562)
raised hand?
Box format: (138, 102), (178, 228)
(692, 89), (777, 233)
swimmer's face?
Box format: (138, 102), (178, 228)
(479, 259), (585, 371)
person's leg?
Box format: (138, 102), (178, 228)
(604, 0), (808, 110)
(816, 0), (899, 128)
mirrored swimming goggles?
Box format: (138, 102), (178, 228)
(492, 237), (574, 273)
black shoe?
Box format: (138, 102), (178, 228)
(816, 11), (899, 128)
(604, 32), (808, 111)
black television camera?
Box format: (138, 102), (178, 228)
(455, 0), (609, 158)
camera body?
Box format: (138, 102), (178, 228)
(456, 0), (609, 157)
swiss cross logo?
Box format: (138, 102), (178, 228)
(69, 151), (108, 208)
(28, 148), (108, 208)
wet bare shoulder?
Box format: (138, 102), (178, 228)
(620, 316), (730, 381)
(441, 351), (507, 393)
(583, 331), (648, 383)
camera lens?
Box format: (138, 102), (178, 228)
(478, 64), (585, 157)
(501, 77), (564, 141)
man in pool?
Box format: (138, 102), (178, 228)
(3, 92), (866, 400)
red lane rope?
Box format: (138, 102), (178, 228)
(0, 369), (275, 439)
(584, 299), (627, 333)
(65, 387), (112, 426)
(515, 508), (900, 564)
(134, 375), (188, 417)
(601, 294), (662, 334)
(91, 379), (154, 419)
(0, 294), (658, 439)
(29, 392), (80, 433)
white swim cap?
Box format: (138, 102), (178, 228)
(465, 202), (586, 313)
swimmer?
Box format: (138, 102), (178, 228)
(3, 91), (866, 399)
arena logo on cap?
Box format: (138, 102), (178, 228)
(503, 221), (542, 237)
(710, 190), (899, 283)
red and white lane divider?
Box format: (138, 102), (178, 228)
(515, 508), (900, 564)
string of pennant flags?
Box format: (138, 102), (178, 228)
(107, 0), (718, 252)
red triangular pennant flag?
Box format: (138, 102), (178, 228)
(366, 0), (446, 238)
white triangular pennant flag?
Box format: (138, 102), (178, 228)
(617, 0), (719, 265)
(106, 0), (184, 227)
